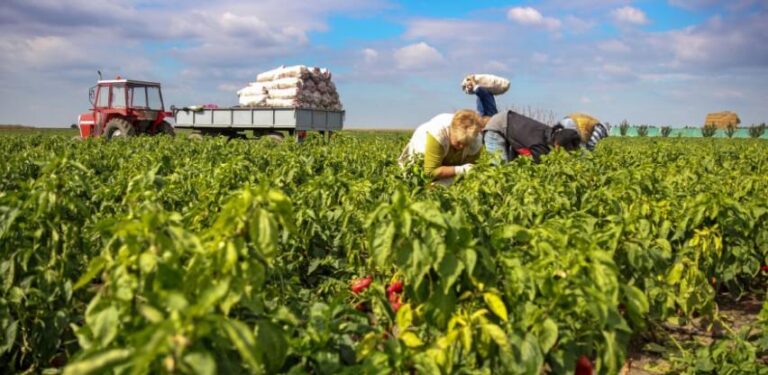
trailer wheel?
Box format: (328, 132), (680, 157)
(105, 118), (135, 140)
(267, 132), (284, 142)
(158, 121), (175, 137)
(188, 132), (204, 141)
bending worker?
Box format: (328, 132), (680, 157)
(558, 113), (609, 151)
(399, 109), (484, 184)
(483, 110), (582, 163)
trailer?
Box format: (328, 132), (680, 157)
(172, 106), (344, 141)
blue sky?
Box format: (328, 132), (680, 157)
(1, 0), (766, 128)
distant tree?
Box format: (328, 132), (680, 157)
(619, 120), (630, 136)
(661, 126), (672, 137)
(701, 123), (717, 138)
(748, 123), (766, 138)
(70, 124), (78, 129)
(637, 125), (649, 137)
(725, 123), (737, 138)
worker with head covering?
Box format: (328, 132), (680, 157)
(558, 113), (609, 151)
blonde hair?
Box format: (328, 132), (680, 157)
(480, 116), (492, 128)
(450, 110), (482, 146)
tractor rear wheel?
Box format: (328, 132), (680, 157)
(158, 121), (175, 137)
(104, 118), (135, 140)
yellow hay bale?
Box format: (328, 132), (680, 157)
(704, 111), (741, 129)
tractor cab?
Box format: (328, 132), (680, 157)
(77, 78), (174, 139)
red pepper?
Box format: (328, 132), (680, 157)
(575, 356), (593, 375)
(516, 148), (533, 157)
(350, 276), (373, 294)
(387, 281), (403, 294)
(388, 291), (399, 304)
(387, 286), (403, 312)
(761, 265), (768, 272)
(389, 293), (402, 312)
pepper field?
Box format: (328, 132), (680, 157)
(1, 132), (767, 374)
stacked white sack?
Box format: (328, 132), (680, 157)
(236, 84), (267, 107)
(238, 65), (343, 110)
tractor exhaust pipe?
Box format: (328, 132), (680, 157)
(98, 70), (103, 80)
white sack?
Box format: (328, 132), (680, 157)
(462, 74), (510, 95)
(273, 77), (304, 89)
(275, 65), (309, 80)
(265, 98), (303, 107)
(239, 94), (267, 107)
(316, 81), (329, 94)
(256, 65), (310, 82)
(267, 87), (302, 99)
(255, 66), (287, 82)
(237, 84), (267, 97)
(302, 80), (316, 91)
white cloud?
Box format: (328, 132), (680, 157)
(507, 7), (562, 30)
(393, 42), (444, 70)
(0, 36), (81, 69)
(598, 39), (631, 53)
(484, 60), (511, 72)
(543, 0), (632, 10)
(362, 48), (379, 63)
(564, 15), (596, 33)
(668, 0), (720, 10)
(644, 14), (768, 70)
(602, 64), (632, 75)
(507, 7), (545, 24)
(611, 6), (650, 25)
(532, 52), (550, 64)
(599, 63), (637, 81)
(217, 83), (241, 92)
(712, 89), (745, 99)
(580, 96), (592, 104)
(168, 11), (308, 48)
(404, 19), (507, 43)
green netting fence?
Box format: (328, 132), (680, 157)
(608, 127), (768, 139)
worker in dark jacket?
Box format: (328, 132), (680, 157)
(483, 110), (581, 163)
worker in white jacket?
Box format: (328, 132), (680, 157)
(399, 109), (484, 184)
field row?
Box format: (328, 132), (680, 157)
(0, 134), (767, 374)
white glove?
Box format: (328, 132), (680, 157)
(454, 164), (474, 175)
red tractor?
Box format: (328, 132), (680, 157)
(77, 77), (175, 139)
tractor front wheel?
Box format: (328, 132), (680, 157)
(158, 121), (175, 137)
(104, 118), (135, 140)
